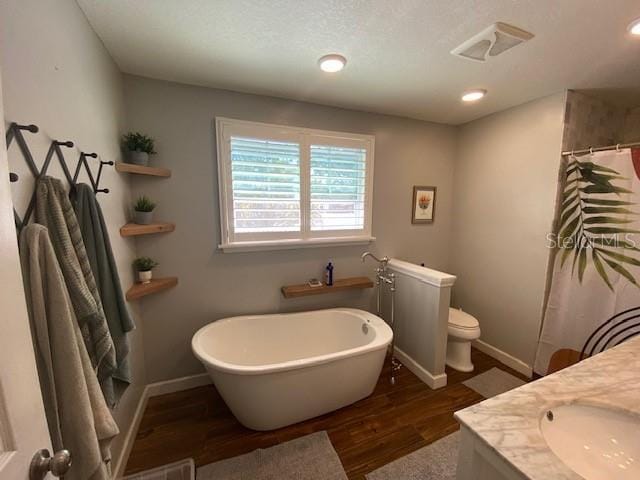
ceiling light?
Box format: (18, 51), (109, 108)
(318, 54), (346, 73)
(629, 18), (640, 35)
(461, 89), (487, 102)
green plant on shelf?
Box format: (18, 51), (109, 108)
(121, 132), (156, 154)
(132, 257), (159, 272)
(134, 195), (156, 212)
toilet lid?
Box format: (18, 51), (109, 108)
(449, 308), (479, 329)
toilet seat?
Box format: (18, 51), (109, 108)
(448, 308), (480, 339)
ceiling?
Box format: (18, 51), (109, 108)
(78, 0), (640, 125)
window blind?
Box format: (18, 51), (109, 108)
(310, 145), (367, 231)
(230, 136), (301, 233)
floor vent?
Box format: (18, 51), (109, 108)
(451, 22), (534, 62)
(123, 458), (195, 480)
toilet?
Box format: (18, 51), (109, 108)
(446, 308), (481, 372)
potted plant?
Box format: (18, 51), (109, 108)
(133, 257), (158, 284)
(121, 132), (156, 166)
(133, 195), (156, 225)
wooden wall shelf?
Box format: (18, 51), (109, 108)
(126, 277), (178, 301)
(120, 222), (175, 237)
(115, 162), (172, 178)
(281, 276), (373, 299)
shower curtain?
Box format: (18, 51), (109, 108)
(534, 147), (640, 375)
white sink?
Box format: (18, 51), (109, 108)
(540, 404), (640, 479)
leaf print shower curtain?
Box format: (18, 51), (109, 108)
(534, 147), (640, 375)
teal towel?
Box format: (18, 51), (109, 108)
(73, 183), (135, 407)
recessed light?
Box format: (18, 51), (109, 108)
(461, 89), (487, 102)
(318, 54), (346, 73)
(629, 18), (640, 35)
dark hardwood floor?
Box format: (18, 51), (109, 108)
(125, 348), (529, 479)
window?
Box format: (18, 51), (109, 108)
(216, 118), (375, 251)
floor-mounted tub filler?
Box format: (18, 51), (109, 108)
(192, 308), (392, 430)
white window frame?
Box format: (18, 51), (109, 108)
(216, 117), (375, 252)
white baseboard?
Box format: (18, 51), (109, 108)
(146, 373), (212, 398)
(111, 373), (212, 478)
(472, 339), (533, 378)
(112, 388), (149, 479)
(394, 347), (448, 389)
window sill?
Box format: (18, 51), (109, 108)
(218, 236), (376, 253)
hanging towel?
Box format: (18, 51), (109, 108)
(20, 224), (119, 480)
(35, 176), (117, 400)
(73, 183), (135, 405)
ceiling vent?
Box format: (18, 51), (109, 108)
(451, 22), (534, 62)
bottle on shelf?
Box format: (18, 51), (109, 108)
(325, 261), (334, 286)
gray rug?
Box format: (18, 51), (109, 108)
(462, 367), (526, 399)
(196, 431), (347, 480)
(366, 368), (527, 479)
(366, 432), (460, 480)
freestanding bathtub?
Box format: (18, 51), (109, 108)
(191, 308), (392, 430)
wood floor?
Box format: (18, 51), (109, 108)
(125, 349), (528, 479)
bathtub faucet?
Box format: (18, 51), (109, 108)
(361, 252), (389, 270)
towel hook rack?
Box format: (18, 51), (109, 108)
(5, 121), (113, 231)
(6, 122), (39, 229)
(73, 151), (113, 194)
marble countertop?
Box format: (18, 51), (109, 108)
(455, 337), (640, 479)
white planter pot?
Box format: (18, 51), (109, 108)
(138, 270), (152, 284)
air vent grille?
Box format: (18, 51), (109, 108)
(451, 22), (534, 62)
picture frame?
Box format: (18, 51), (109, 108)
(411, 186), (436, 224)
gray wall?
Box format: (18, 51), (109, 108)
(0, 0), (144, 468)
(123, 75), (458, 382)
(449, 92), (566, 370)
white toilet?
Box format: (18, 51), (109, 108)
(446, 308), (481, 372)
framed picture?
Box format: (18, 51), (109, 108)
(412, 186), (436, 224)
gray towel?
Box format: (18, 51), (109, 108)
(20, 224), (119, 480)
(73, 183), (135, 406)
(35, 177), (117, 399)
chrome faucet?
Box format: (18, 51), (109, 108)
(361, 252), (389, 270)
(361, 252), (401, 384)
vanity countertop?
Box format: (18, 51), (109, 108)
(455, 336), (640, 479)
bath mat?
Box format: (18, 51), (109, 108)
(462, 367), (526, 399)
(196, 431), (347, 480)
(365, 431), (459, 480)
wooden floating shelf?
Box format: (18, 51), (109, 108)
(126, 277), (178, 301)
(281, 276), (374, 299)
(115, 162), (172, 178)
(120, 222), (175, 237)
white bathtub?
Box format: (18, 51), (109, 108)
(191, 308), (392, 430)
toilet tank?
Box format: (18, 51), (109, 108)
(385, 259), (456, 389)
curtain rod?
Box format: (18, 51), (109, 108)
(561, 141), (640, 156)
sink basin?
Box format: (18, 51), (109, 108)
(540, 404), (640, 479)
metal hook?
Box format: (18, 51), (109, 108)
(589, 146), (594, 155)
(616, 143), (621, 153)
(14, 123), (39, 134)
